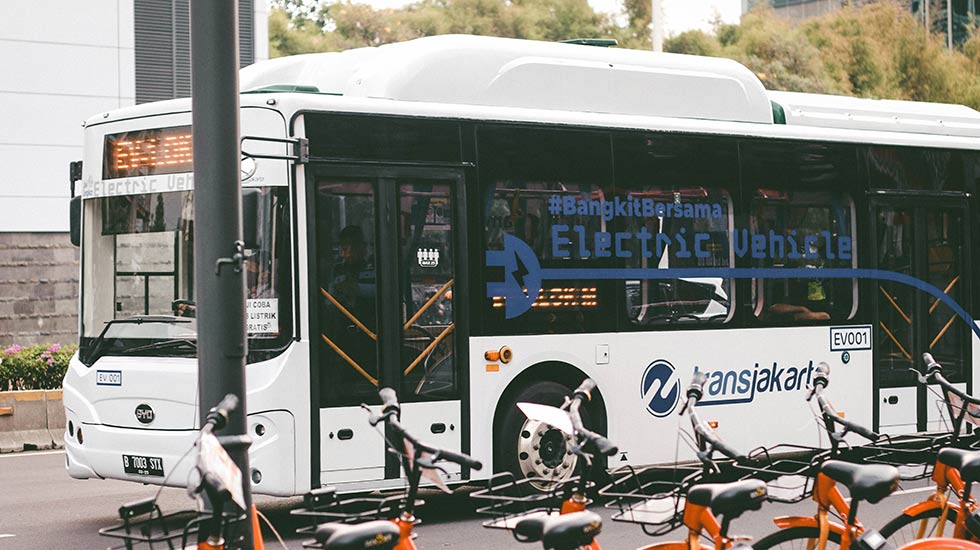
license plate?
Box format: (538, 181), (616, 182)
(122, 454), (164, 477)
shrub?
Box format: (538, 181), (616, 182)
(0, 343), (77, 391)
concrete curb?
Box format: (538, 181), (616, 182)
(0, 389), (65, 453)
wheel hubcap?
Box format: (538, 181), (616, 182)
(516, 418), (576, 491)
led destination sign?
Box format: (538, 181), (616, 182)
(103, 125), (193, 180)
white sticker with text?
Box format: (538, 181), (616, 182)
(247, 299), (279, 335)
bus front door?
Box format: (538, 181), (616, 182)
(873, 200), (971, 433)
(313, 167), (467, 488)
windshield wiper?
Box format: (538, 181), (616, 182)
(117, 338), (197, 357)
(83, 316), (192, 367)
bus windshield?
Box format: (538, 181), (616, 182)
(79, 187), (290, 364)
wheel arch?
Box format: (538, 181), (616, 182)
(491, 361), (610, 470)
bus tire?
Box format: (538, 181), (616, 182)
(496, 380), (598, 493)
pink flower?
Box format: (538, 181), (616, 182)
(3, 344), (22, 356)
(48, 344), (61, 353)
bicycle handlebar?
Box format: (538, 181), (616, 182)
(574, 379), (596, 401)
(568, 379), (619, 457)
(813, 390), (879, 442)
(371, 388), (482, 470)
(203, 393), (239, 434)
(379, 387), (400, 414)
(919, 353), (980, 407)
(682, 372), (745, 462)
(433, 447), (483, 470)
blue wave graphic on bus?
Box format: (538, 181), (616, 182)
(485, 235), (980, 343)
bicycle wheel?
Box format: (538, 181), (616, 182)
(879, 507), (958, 547)
(753, 526), (843, 550)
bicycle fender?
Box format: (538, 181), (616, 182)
(902, 500), (945, 517)
(772, 516), (846, 536)
(899, 539), (980, 550)
(636, 542), (689, 550)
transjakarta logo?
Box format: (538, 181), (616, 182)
(694, 361), (815, 406)
(641, 360), (681, 417)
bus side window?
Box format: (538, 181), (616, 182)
(478, 125), (615, 335)
(613, 133), (738, 328)
(750, 189), (857, 324)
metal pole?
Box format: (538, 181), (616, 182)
(651, 0), (663, 52)
(947, 0), (953, 50)
(191, 1), (254, 549)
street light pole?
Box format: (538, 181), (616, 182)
(190, 1), (254, 549)
(947, 0), (953, 50)
(652, 0), (664, 52)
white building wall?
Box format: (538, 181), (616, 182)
(255, 0), (270, 63)
(0, 0), (268, 233)
(0, 0), (136, 233)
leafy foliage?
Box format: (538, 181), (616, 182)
(268, 0), (980, 109)
(0, 344), (77, 391)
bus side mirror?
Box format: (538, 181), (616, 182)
(242, 188), (260, 249)
(70, 195), (81, 247)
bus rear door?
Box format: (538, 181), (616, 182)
(873, 197), (972, 433)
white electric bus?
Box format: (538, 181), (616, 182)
(63, 34), (980, 497)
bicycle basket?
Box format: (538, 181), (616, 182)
(291, 487), (422, 535)
(470, 471), (586, 530)
(728, 444), (821, 504)
(856, 432), (948, 480)
(99, 496), (247, 550)
(598, 464), (702, 536)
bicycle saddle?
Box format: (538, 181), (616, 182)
(514, 511), (602, 549)
(937, 448), (980, 485)
(686, 479), (767, 519)
(821, 460), (899, 504)
(314, 520), (401, 550)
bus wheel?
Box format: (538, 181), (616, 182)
(497, 380), (581, 493)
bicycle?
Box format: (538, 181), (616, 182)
(471, 378), (617, 549)
(876, 353), (980, 546)
(746, 362), (896, 550)
(295, 387), (482, 550)
(600, 372), (777, 550)
(99, 394), (274, 550)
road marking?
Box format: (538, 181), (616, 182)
(0, 450), (65, 459)
(0, 534), (15, 539)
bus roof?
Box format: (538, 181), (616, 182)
(770, 90), (980, 138)
(89, 35), (980, 147)
(239, 34), (776, 125)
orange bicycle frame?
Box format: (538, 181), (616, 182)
(392, 513), (417, 550)
(636, 500), (729, 550)
(895, 461), (976, 541)
(558, 493), (601, 549)
(197, 504), (265, 550)
(768, 473), (853, 550)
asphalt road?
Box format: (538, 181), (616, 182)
(0, 450), (940, 549)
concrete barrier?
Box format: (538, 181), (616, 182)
(0, 389), (64, 453)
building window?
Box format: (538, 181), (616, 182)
(135, 0), (255, 104)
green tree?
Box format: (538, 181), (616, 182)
(664, 30), (720, 56)
(266, 0), (980, 109)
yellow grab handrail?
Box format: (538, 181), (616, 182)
(879, 321), (912, 362)
(403, 279), (454, 331)
(321, 333), (378, 387)
(320, 287), (377, 341)
(930, 316), (957, 351)
(404, 324), (455, 377)
(929, 275), (961, 315)
(879, 286), (911, 325)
